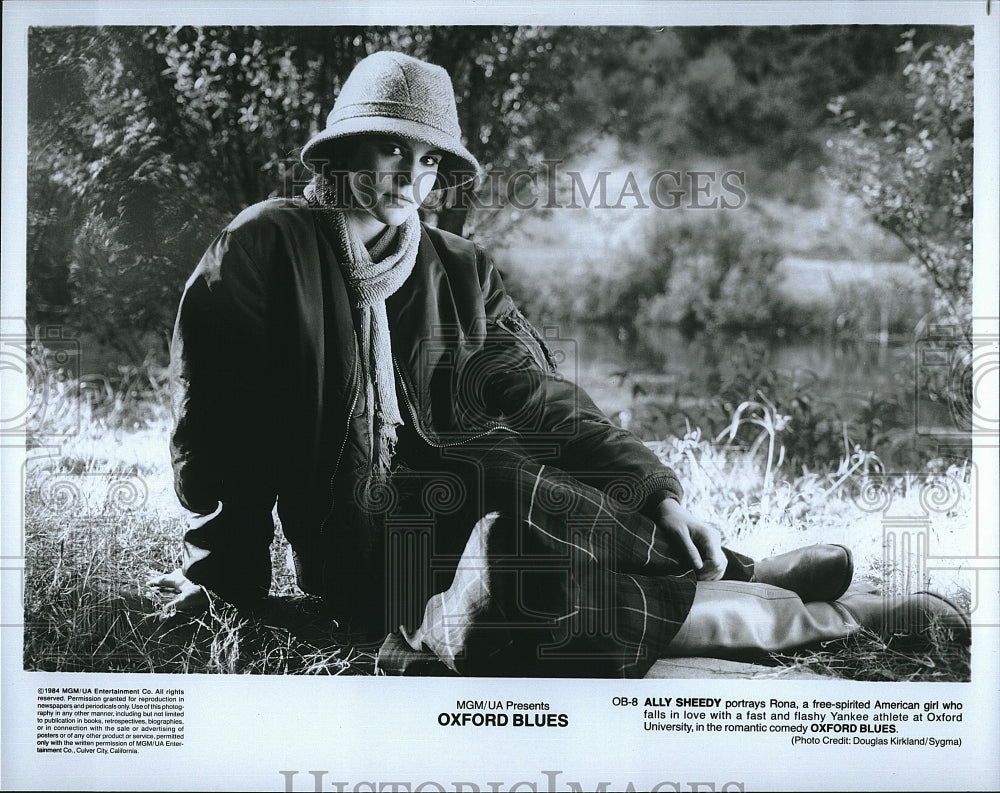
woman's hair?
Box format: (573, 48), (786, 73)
(302, 136), (362, 210)
(304, 136), (360, 176)
(305, 133), (459, 194)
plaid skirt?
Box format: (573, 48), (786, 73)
(364, 433), (751, 678)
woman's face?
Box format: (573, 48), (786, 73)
(345, 134), (443, 230)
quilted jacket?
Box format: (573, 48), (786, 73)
(170, 197), (683, 609)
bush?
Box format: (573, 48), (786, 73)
(825, 30), (972, 335)
(504, 212), (787, 330)
(636, 214), (783, 329)
(617, 334), (937, 475)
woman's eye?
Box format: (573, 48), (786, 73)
(422, 156), (442, 167)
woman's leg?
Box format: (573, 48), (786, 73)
(725, 544), (855, 602)
(394, 439), (700, 677)
(664, 580), (970, 659)
(385, 437), (969, 676)
(664, 581), (857, 658)
(401, 508), (699, 678)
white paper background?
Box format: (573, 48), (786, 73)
(3, 2), (998, 791)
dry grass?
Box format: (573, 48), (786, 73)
(22, 445), (377, 675)
(651, 430), (972, 681)
(20, 367), (972, 680)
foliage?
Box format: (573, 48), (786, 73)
(505, 213), (785, 331)
(27, 26), (610, 363)
(640, 215), (783, 330)
(29, 27), (394, 360)
(29, 25), (959, 367)
(24, 469), (373, 674)
(715, 395), (790, 489)
(617, 335), (930, 475)
(710, 339), (863, 472)
(786, 272), (935, 341)
(25, 333), (171, 445)
(769, 629), (969, 682)
(825, 30), (973, 334)
(584, 26), (942, 202)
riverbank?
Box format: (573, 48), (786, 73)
(21, 391), (972, 679)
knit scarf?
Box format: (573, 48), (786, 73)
(306, 177), (420, 484)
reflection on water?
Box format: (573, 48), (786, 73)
(548, 321), (913, 421)
(543, 320), (970, 470)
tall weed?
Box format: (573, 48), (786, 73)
(617, 335), (936, 474)
(20, 328), (970, 679)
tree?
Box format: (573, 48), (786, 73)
(586, 26), (958, 203)
(27, 26), (619, 359)
(824, 30), (973, 335)
(29, 26), (364, 358)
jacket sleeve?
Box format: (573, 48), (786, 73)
(170, 227), (280, 605)
(464, 246), (684, 513)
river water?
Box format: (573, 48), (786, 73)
(540, 321), (960, 468)
(549, 322), (910, 413)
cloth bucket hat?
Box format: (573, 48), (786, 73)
(301, 51), (481, 188)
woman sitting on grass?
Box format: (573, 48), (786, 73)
(150, 51), (969, 677)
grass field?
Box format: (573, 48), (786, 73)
(20, 376), (972, 680)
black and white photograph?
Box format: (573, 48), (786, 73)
(2, 1), (998, 791)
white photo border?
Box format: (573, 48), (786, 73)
(3, 2), (998, 791)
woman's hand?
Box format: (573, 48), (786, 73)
(147, 568), (210, 617)
(654, 498), (727, 580)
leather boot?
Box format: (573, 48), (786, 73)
(836, 590), (971, 645)
(750, 543), (854, 602)
(663, 582), (971, 661)
(663, 581), (859, 659)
